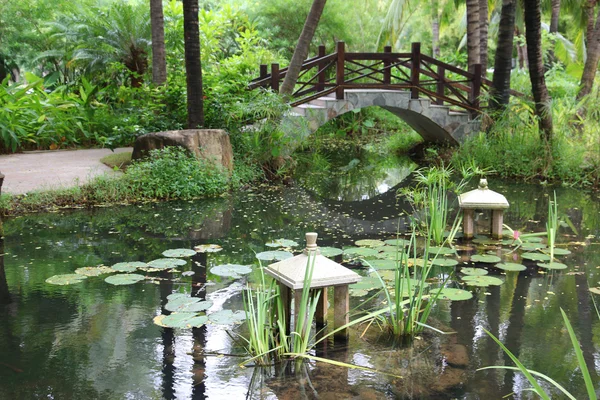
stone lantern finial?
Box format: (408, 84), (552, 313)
(478, 178), (488, 190)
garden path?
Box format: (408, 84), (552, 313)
(0, 147), (132, 195)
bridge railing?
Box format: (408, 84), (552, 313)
(248, 41), (503, 115)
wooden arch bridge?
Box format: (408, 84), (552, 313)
(249, 42), (501, 144)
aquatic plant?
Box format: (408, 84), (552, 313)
(546, 191), (558, 261)
(479, 308), (597, 399)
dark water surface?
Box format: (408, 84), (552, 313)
(1, 153), (600, 399)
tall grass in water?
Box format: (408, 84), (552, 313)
(479, 308), (596, 399)
(546, 191), (558, 260)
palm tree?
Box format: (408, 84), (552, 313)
(524, 0), (553, 142)
(466, 0), (481, 70)
(182, 0), (204, 128)
(490, 0), (516, 110)
(280, 0), (328, 96)
(577, 0), (600, 101)
(479, 0), (489, 70)
(150, 0), (167, 85)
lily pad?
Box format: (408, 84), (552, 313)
(537, 262), (568, 270)
(521, 236), (544, 243)
(165, 296), (213, 312)
(255, 251), (293, 262)
(112, 261), (147, 272)
(355, 239), (385, 248)
(438, 288), (473, 301)
(407, 258), (429, 268)
(494, 263), (527, 272)
(364, 259), (400, 270)
(521, 252), (552, 262)
(104, 273), (145, 286)
(431, 258), (459, 267)
(350, 276), (381, 290)
(210, 264), (252, 279)
(520, 243), (547, 251)
(156, 313), (208, 329)
(428, 246), (456, 256)
(462, 275), (503, 287)
(461, 268), (488, 276)
(148, 258), (187, 270)
(75, 266), (115, 276)
(265, 239), (299, 248)
(472, 237), (502, 245)
(208, 309), (246, 325)
(374, 245), (400, 253)
(544, 248), (571, 256)
(384, 239), (409, 247)
(343, 247), (378, 257)
(46, 274), (88, 286)
(162, 248), (196, 258)
(194, 244), (223, 253)
(350, 288), (370, 297)
(319, 247), (344, 258)
(167, 293), (188, 301)
(374, 251), (403, 260)
(470, 255), (501, 263)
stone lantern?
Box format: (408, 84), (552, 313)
(264, 232), (360, 340)
(458, 179), (509, 239)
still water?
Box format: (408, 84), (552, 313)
(1, 151), (599, 399)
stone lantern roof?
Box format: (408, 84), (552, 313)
(458, 179), (509, 210)
(264, 233), (360, 290)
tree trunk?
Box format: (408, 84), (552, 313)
(479, 0), (489, 71)
(549, 0), (561, 33)
(524, 0), (553, 142)
(432, 0), (440, 57)
(150, 0), (167, 85)
(466, 0), (481, 70)
(279, 0), (328, 96)
(183, 0), (204, 129)
(516, 27), (528, 69)
(577, 0), (600, 101)
(490, 0), (516, 111)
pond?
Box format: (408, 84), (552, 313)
(1, 148), (599, 399)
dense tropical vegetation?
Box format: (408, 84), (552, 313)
(0, 0), (598, 191)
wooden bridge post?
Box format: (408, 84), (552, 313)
(410, 42), (421, 100)
(470, 63), (482, 116)
(317, 45), (326, 92)
(336, 41), (345, 100)
(436, 65), (445, 105)
(271, 63), (280, 92)
(383, 45), (392, 85)
(259, 64), (268, 80)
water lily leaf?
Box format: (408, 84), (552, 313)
(112, 261), (147, 272)
(265, 239), (299, 248)
(355, 239), (385, 248)
(104, 273), (145, 285)
(470, 255), (501, 263)
(319, 247), (344, 258)
(407, 258), (429, 267)
(431, 258), (459, 267)
(384, 239), (409, 247)
(462, 275), (503, 287)
(521, 252), (551, 262)
(365, 259), (400, 270)
(162, 248), (196, 258)
(537, 262), (568, 270)
(521, 236), (543, 243)
(350, 288), (370, 297)
(461, 268), (488, 276)
(210, 264), (252, 279)
(46, 274), (88, 285)
(472, 237), (502, 245)
(165, 296), (213, 312)
(148, 258), (187, 270)
(544, 248), (571, 256)
(159, 313), (208, 328)
(495, 263), (527, 271)
(428, 246), (456, 256)
(350, 276), (381, 290)
(167, 293), (188, 301)
(194, 244), (223, 253)
(137, 267), (165, 273)
(256, 250), (294, 261)
(75, 266), (115, 276)
(208, 310), (246, 325)
(374, 245), (400, 253)
(182, 271), (195, 277)
(520, 243), (547, 251)
(343, 247), (378, 257)
(374, 251), (403, 260)
(438, 288), (473, 301)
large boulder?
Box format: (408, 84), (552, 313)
(132, 129), (233, 172)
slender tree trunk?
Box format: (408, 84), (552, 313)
(524, 0), (553, 142)
(577, 0), (600, 101)
(466, 0), (481, 70)
(432, 0), (441, 57)
(150, 0), (167, 85)
(183, 0), (204, 129)
(479, 0), (489, 71)
(549, 0), (561, 33)
(280, 0), (328, 96)
(516, 27), (528, 69)
(490, 0), (516, 111)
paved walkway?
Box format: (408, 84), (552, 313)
(0, 148), (132, 195)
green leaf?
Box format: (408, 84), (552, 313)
(104, 273), (145, 286)
(112, 261), (147, 272)
(210, 264), (252, 278)
(343, 247), (378, 257)
(428, 246), (456, 256)
(431, 258), (459, 267)
(494, 263), (527, 271)
(319, 247), (344, 258)
(462, 275), (503, 287)
(560, 309), (596, 400)
(265, 239), (299, 248)
(255, 251), (293, 261)
(208, 309), (246, 325)
(46, 274), (88, 286)
(155, 313), (208, 329)
(193, 244), (223, 253)
(471, 254), (501, 263)
(355, 239), (385, 248)
(75, 266), (115, 276)
(438, 288), (473, 301)
(162, 248), (196, 258)
(365, 259), (400, 270)
(536, 262), (567, 270)
(165, 296), (212, 312)
(521, 252), (551, 262)
(384, 238), (409, 247)
(461, 267), (488, 276)
(148, 258), (187, 270)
